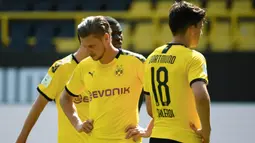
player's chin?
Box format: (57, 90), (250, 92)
(91, 53), (104, 61)
(91, 56), (100, 61)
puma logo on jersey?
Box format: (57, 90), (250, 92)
(88, 71), (94, 77)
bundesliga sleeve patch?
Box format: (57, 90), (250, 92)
(202, 64), (208, 75)
(41, 73), (52, 87)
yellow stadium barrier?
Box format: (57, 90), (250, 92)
(0, 11), (254, 52)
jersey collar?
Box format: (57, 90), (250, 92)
(96, 48), (121, 68)
(72, 54), (79, 64)
(167, 42), (187, 47)
(162, 43), (187, 53)
(115, 48), (122, 59)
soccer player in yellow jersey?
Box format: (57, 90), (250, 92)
(60, 16), (147, 143)
(16, 16), (124, 143)
(143, 1), (211, 143)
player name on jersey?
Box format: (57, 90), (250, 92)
(157, 108), (175, 118)
(149, 55), (176, 64)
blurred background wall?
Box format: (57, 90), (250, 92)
(0, 0), (255, 142)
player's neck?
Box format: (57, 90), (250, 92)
(73, 48), (89, 63)
(172, 35), (189, 47)
(99, 45), (119, 64)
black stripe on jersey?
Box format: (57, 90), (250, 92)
(65, 86), (79, 97)
(119, 49), (146, 63)
(72, 54), (79, 64)
(168, 42), (187, 47)
(162, 43), (172, 53)
(162, 42), (187, 53)
(37, 87), (54, 101)
(190, 78), (208, 87)
(144, 91), (150, 96)
(115, 48), (122, 59)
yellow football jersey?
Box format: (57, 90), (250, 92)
(65, 49), (145, 143)
(144, 43), (208, 143)
(37, 54), (89, 143)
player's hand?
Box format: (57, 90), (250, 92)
(190, 123), (211, 143)
(125, 125), (151, 142)
(76, 119), (94, 134)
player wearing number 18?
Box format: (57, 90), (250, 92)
(144, 1), (211, 143)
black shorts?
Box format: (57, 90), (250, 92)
(138, 92), (145, 112)
(149, 137), (182, 143)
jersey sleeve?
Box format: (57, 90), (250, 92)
(65, 63), (85, 97)
(187, 52), (208, 86)
(137, 57), (146, 84)
(37, 62), (64, 101)
(143, 60), (151, 96)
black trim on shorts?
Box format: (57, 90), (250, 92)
(149, 137), (182, 143)
(190, 78), (207, 87)
(37, 87), (54, 101)
(65, 86), (79, 97)
(138, 90), (145, 112)
(144, 91), (150, 96)
(72, 54), (79, 64)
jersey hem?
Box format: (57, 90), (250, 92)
(190, 78), (207, 87)
(37, 87), (54, 101)
(65, 86), (79, 97)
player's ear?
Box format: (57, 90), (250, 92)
(185, 26), (192, 37)
(189, 25), (196, 36)
(103, 33), (111, 43)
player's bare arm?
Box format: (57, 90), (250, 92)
(144, 94), (154, 137)
(145, 94), (153, 118)
(125, 95), (154, 141)
(16, 94), (49, 143)
(60, 89), (93, 134)
(139, 94), (154, 138)
(191, 81), (211, 143)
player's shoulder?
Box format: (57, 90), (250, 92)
(185, 50), (206, 67)
(171, 46), (205, 60)
(190, 50), (206, 60)
(77, 56), (94, 71)
(151, 45), (167, 54)
(120, 49), (146, 63)
(79, 56), (93, 65)
(149, 43), (182, 55)
(50, 54), (75, 74)
(146, 44), (170, 59)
